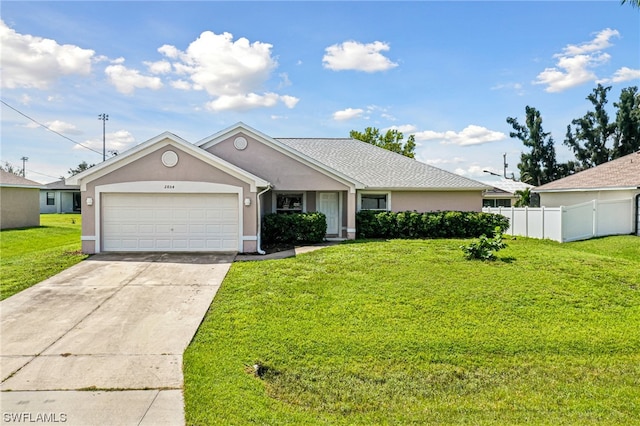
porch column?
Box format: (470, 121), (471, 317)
(346, 190), (356, 240)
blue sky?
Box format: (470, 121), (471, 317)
(1, 1), (638, 183)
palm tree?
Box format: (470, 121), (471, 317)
(621, 0), (640, 8)
(514, 188), (531, 207)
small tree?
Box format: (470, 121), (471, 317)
(513, 188), (531, 207)
(68, 161), (95, 176)
(0, 161), (23, 177)
(461, 227), (507, 261)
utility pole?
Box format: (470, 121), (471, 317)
(98, 113), (109, 161)
(20, 156), (28, 177)
(503, 153), (508, 179)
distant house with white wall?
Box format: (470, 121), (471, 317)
(535, 151), (640, 236)
(40, 180), (81, 214)
(482, 179), (534, 208)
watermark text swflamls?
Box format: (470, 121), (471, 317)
(2, 412), (67, 423)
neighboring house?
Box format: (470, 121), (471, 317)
(535, 151), (640, 236)
(40, 180), (81, 214)
(67, 122), (490, 254)
(0, 170), (42, 230)
(481, 179), (534, 207)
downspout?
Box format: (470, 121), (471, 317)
(256, 185), (272, 255)
(635, 192), (640, 236)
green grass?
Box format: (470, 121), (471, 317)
(0, 214), (87, 300)
(184, 236), (640, 425)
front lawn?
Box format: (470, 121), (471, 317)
(0, 214), (87, 300)
(184, 236), (640, 425)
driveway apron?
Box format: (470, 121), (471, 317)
(1, 252), (234, 425)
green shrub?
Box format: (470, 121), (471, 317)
(461, 227), (507, 260)
(262, 212), (327, 246)
(356, 210), (509, 239)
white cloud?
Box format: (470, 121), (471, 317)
(159, 31), (277, 97)
(425, 157), (465, 166)
(605, 67), (640, 83)
(20, 94), (32, 105)
(170, 79), (193, 90)
(562, 28), (619, 56)
(76, 129), (135, 153)
(105, 63), (163, 94)
(454, 165), (493, 177)
(384, 124), (417, 133)
(415, 125), (506, 146)
(205, 92), (298, 112)
(534, 28), (620, 93)
(47, 120), (82, 135)
(0, 19), (95, 89)
(332, 108), (364, 121)
(145, 60), (172, 74)
(323, 40), (398, 72)
(491, 82), (525, 95)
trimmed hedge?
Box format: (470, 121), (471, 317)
(262, 212), (327, 246)
(356, 210), (510, 239)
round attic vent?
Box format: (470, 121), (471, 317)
(234, 136), (248, 150)
(161, 150), (179, 167)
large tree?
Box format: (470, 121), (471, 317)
(350, 127), (416, 158)
(564, 84), (617, 168)
(613, 86), (640, 158)
(507, 106), (561, 186)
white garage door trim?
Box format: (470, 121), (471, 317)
(94, 181), (244, 253)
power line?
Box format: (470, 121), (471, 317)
(1, 99), (104, 156)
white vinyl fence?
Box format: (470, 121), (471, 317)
(483, 198), (634, 243)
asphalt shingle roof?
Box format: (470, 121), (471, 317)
(0, 170), (42, 187)
(535, 151), (640, 191)
(276, 138), (488, 190)
(43, 179), (80, 190)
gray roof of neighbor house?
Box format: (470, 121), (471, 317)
(0, 170), (42, 188)
(276, 138), (489, 190)
(535, 151), (640, 191)
(43, 179), (80, 190)
(481, 179), (534, 195)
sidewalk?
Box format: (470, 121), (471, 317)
(234, 242), (340, 261)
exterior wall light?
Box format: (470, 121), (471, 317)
(244, 197), (251, 206)
(86, 197), (93, 206)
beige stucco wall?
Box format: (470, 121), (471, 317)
(207, 133), (350, 191)
(80, 143), (256, 253)
(539, 189), (640, 207)
(0, 187), (40, 229)
(390, 190), (483, 212)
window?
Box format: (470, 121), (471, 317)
(360, 193), (388, 211)
(276, 193), (304, 214)
(46, 192), (55, 206)
(483, 198), (511, 208)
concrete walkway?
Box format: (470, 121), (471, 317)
(1, 253), (234, 426)
(235, 242), (339, 261)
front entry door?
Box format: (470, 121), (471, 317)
(318, 192), (340, 235)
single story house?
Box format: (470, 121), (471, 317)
(481, 179), (534, 208)
(67, 122), (490, 254)
(0, 170), (42, 229)
(535, 150), (640, 236)
(40, 180), (81, 214)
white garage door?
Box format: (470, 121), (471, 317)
(102, 193), (239, 251)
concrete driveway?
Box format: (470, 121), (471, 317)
(1, 252), (234, 425)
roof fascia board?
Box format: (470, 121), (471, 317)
(0, 183), (42, 189)
(198, 122), (363, 190)
(534, 186), (640, 193)
(67, 132), (270, 191)
(364, 186), (490, 191)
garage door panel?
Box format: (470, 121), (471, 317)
(102, 193), (239, 252)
